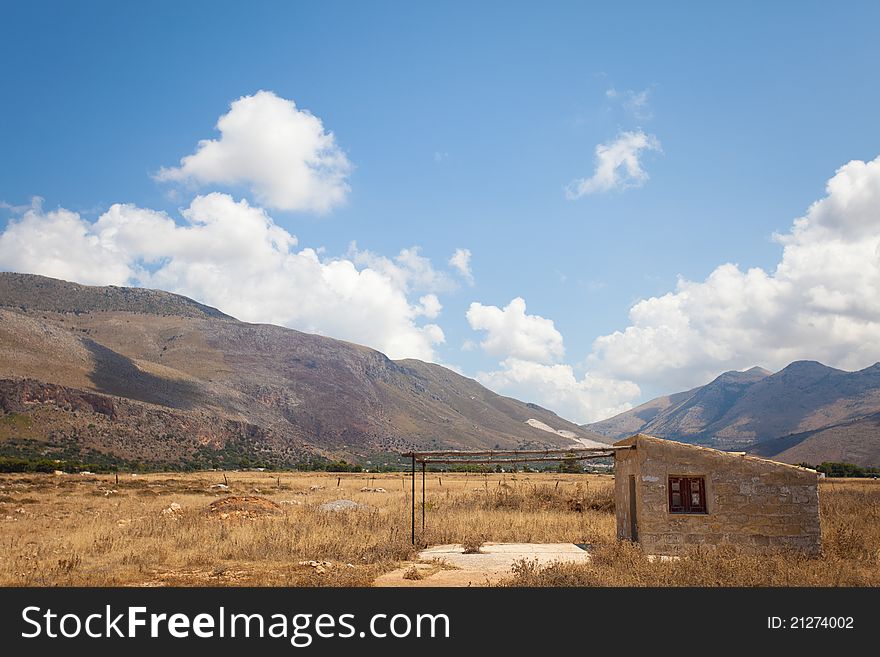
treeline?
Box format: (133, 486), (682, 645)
(0, 456), (111, 474)
(0, 454), (368, 474)
(801, 461), (880, 478)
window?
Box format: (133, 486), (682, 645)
(668, 476), (707, 513)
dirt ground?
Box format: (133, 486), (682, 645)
(376, 542), (594, 586)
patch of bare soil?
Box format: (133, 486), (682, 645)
(207, 495), (282, 519)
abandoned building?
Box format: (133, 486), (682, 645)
(613, 433), (821, 555)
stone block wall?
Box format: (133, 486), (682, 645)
(614, 434), (821, 556)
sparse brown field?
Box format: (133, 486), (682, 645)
(0, 471), (876, 586)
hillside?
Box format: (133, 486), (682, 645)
(0, 273), (607, 469)
(639, 366), (772, 443)
(747, 412), (880, 466)
(585, 362), (880, 466)
(585, 386), (702, 439)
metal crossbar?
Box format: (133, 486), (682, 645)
(400, 445), (629, 544)
(401, 446), (630, 459)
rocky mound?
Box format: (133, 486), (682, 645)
(207, 495), (282, 519)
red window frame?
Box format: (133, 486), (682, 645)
(668, 476), (707, 514)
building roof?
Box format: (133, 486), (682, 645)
(613, 433), (818, 474)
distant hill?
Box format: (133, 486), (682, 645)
(0, 272), (606, 469)
(585, 362), (880, 466)
(747, 412), (880, 467)
(0, 272), (232, 319)
(586, 385), (702, 439)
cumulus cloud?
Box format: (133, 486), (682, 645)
(0, 193), (445, 361)
(416, 294), (442, 319)
(588, 155), (880, 392)
(349, 244), (456, 294)
(0, 198), (132, 285)
(476, 359), (640, 425)
(155, 91), (351, 213)
(472, 154), (880, 423)
(449, 247), (473, 284)
(466, 297), (564, 364)
(566, 130), (661, 198)
(464, 296), (640, 422)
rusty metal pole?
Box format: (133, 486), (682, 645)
(421, 460), (426, 534)
(411, 454), (415, 545)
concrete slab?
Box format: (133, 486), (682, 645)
(374, 542), (592, 587)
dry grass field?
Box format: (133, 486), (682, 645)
(0, 470), (876, 586)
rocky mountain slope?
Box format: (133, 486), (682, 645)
(0, 273), (606, 469)
(585, 362), (880, 466)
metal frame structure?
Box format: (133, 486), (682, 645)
(399, 446), (634, 544)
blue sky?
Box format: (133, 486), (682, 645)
(3, 1), (880, 424)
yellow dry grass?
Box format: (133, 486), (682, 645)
(0, 471), (876, 586)
(504, 478), (880, 586)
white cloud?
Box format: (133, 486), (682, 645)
(476, 359), (640, 425)
(0, 193), (446, 361)
(349, 244), (456, 294)
(465, 297), (640, 423)
(466, 297), (564, 364)
(588, 155), (880, 392)
(155, 91), (351, 213)
(416, 294), (442, 319)
(0, 198), (132, 285)
(566, 130), (661, 198)
(449, 247), (473, 285)
(473, 154), (880, 423)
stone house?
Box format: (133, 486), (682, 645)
(613, 433), (821, 555)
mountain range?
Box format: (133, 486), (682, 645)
(3, 272), (877, 469)
(585, 361), (880, 466)
(0, 272), (606, 470)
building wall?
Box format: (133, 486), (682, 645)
(614, 434), (821, 556)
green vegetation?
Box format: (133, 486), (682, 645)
(0, 456), (112, 474)
(321, 460), (363, 472)
(806, 461), (880, 478)
(557, 453), (583, 474)
(0, 436), (371, 474)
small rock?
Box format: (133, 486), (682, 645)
(210, 484), (229, 490)
(317, 499), (366, 512)
(53, 470), (65, 476)
(160, 502), (183, 517)
(298, 560), (333, 574)
(360, 487), (387, 493)
(14, 507), (26, 515)
(309, 485), (325, 491)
